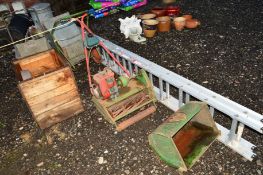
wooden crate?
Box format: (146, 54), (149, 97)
(13, 49), (84, 129)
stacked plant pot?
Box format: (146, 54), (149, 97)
(140, 6), (200, 38)
(174, 14), (200, 31)
(140, 13), (158, 38)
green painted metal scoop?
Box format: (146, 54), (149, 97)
(149, 102), (220, 172)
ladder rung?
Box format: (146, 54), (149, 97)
(210, 107), (215, 118)
(149, 73), (153, 85)
(128, 61), (133, 75)
(165, 82), (170, 99)
(159, 78), (164, 101)
(179, 88), (183, 107)
(236, 122), (245, 142)
(229, 119), (238, 142)
(185, 93), (190, 103)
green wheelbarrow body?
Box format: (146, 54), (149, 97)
(149, 102), (221, 172)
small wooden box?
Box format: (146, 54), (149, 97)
(13, 49), (84, 129)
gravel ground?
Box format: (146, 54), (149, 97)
(0, 0), (262, 174)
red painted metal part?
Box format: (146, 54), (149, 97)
(93, 68), (117, 99)
(75, 13), (131, 95)
(116, 105), (156, 131)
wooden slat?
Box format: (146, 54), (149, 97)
(19, 54), (52, 67)
(52, 49), (67, 66)
(13, 49), (65, 78)
(30, 89), (79, 116)
(13, 63), (23, 81)
(19, 56), (60, 77)
(13, 50), (53, 65)
(27, 83), (75, 106)
(13, 49), (66, 81)
(19, 67), (74, 99)
(36, 98), (84, 129)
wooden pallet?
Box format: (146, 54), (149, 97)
(13, 49), (84, 129)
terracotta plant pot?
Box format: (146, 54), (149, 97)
(166, 6), (180, 16)
(173, 17), (186, 31)
(156, 16), (171, 32)
(151, 7), (166, 17)
(185, 19), (200, 29)
(143, 19), (159, 38)
(182, 14), (192, 20)
(144, 29), (157, 38)
(140, 13), (156, 20)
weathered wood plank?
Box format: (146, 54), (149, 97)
(13, 49), (64, 79)
(19, 67), (74, 99)
(36, 98), (84, 129)
(27, 83), (75, 106)
(30, 88), (79, 116)
(13, 50), (53, 65)
(19, 57), (60, 77)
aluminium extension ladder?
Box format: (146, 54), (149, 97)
(97, 36), (263, 161)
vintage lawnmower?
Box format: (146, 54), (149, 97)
(77, 14), (157, 131)
(91, 67), (157, 131)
